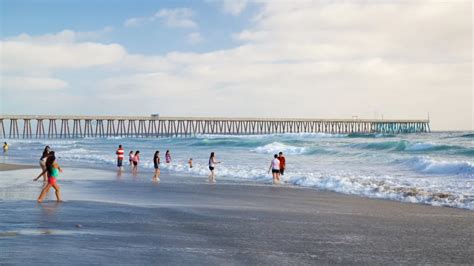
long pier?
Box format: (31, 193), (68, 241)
(0, 115), (430, 138)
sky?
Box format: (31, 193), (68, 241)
(0, 0), (472, 130)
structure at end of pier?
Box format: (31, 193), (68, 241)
(0, 115), (430, 138)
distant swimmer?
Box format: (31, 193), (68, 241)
(116, 145), (124, 171)
(34, 151), (62, 202)
(268, 154), (281, 184)
(129, 151), (134, 166)
(208, 152), (221, 183)
(132, 151), (140, 172)
(3, 142), (8, 153)
(153, 151), (161, 182)
(188, 158), (193, 168)
(165, 150), (171, 164)
(39, 146), (51, 182)
(278, 152), (286, 176)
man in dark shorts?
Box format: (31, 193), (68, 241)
(116, 145), (124, 170)
(278, 152), (286, 175)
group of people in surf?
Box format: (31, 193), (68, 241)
(31, 143), (286, 203)
(115, 145), (221, 183)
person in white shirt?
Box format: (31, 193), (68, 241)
(268, 154), (281, 184)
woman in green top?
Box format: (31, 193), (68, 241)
(34, 151), (62, 202)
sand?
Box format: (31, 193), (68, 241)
(0, 163), (36, 171)
(0, 165), (473, 264)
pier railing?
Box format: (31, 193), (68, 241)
(0, 115), (430, 138)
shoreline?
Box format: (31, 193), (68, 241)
(0, 162), (36, 171)
(1, 161), (472, 211)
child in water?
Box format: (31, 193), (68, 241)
(3, 142), (8, 154)
(129, 151), (134, 165)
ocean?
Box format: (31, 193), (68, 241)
(1, 132), (473, 210)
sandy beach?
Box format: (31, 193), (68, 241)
(0, 162), (36, 171)
(0, 164), (473, 265)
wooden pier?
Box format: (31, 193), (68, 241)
(0, 115), (430, 138)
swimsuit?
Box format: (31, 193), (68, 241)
(48, 164), (59, 185)
(209, 158), (215, 171)
(271, 158), (280, 173)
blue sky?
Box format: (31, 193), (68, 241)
(0, 1), (472, 130)
(2, 0), (256, 54)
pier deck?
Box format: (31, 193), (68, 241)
(0, 115), (430, 138)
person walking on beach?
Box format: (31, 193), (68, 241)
(132, 151), (140, 172)
(268, 154), (281, 184)
(3, 142), (8, 154)
(34, 151), (62, 202)
(165, 150), (171, 164)
(39, 146), (51, 182)
(116, 145), (124, 171)
(129, 151), (134, 166)
(153, 151), (161, 182)
(208, 152), (221, 183)
(278, 152), (286, 176)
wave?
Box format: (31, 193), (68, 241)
(347, 133), (396, 138)
(460, 133), (474, 138)
(352, 140), (463, 153)
(397, 157), (474, 176)
(56, 148), (116, 166)
(195, 132), (348, 139)
(456, 149), (474, 157)
(252, 142), (334, 155)
(190, 138), (265, 148)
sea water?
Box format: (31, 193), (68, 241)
(1, 132), (473, 210)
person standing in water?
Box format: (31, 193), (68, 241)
(128, 151), (134, 166)
(34, 151), (62, 202)
(165, 150), (171, 164)
(39, 146), (51, 182)
(188, 158), (193, 168)
(278, 152), (286, 176)
(268, 154), (281, 184)
(153, 151), (161, 182)
(208, 152), (221, 183)
(132, 151), (140, 172)
(116, 145), (124, 171)
(3, 142), (8, 154)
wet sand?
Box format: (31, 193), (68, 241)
(0, 166), (473, 264)
(0, 163), (36, 171)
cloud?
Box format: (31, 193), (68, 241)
(1, 28), (125, 73)
(187, 32), (204, 44)
(209, 0), (248, 16)
(6, 27), (113, 43)
(124, 8), (197, 28)
(2, 76), (68, 91)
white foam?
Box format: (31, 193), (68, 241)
(283, 173), (474, 210)
(253, 142), (308, 155)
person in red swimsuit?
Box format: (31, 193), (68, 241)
(278, 152), (286, 176)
